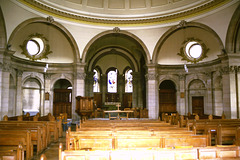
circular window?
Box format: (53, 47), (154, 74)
(26, 38), (44, 56)
(178, 39), (208, 63)
(185, 41), (202, 59)
(20, 33), (52, 61)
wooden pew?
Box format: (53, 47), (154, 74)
(0, 130), (32, 160)
(198, 145), (240, 159)
(0, 124), (43, 155)
(66, 129), (209, 150)
(0, 121), (50, 147)
(190, 119), (240, 145)
(0, 143), (24, 160)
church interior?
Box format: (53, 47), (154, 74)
(0, 0), (240, 159)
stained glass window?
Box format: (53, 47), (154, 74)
(125, 69), (133, 92)
(108, 70), (117, 93)
(93, 69), (100, 92)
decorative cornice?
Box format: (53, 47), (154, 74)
(18, 0), (231, 26)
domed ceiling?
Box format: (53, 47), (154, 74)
(19, 0), (232, 26)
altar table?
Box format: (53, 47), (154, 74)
(104, 110), (133, 120)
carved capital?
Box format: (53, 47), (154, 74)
(17, 70), (23, 77)
(75, 72), (86, 80)
(2, 62), (11, 72)
(145, 73), (158, 80)
(179, 74), (185, 81)
(44, 73), (51, 79)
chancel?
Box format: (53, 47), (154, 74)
(0, 0), (240, 159)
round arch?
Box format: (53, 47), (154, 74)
(225, 4), (240, 53)
(87, 47), (139, 73)
(152, 21), (225, 63)
(7, 17), (80, 63)
(82, 29), (151, 64)
(0, 7), (7, 48)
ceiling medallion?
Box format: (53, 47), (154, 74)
(20, 33), (52, 61)
(178, 38), (209, 64)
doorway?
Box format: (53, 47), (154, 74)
(53, 79), (72, 118)
(192, 96), (204, 116)
(159, 80), (176, 114)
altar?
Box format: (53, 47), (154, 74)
(104, 110), (133, 120)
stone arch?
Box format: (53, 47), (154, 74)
(22, 77), (42, 114)
(225, 4), (240, 53)
(87, 47), (139, 73)
(0, 7), (7, 49)
(51, 76), (73, 91)
(82, 29), (151, 64)
(152, 21), (225, 63)
(7, 17), (80, 63)
(159, 77), (179, 91)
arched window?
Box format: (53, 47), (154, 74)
(108, 70), (117, 93)
(125, 69), (133, 93)
(93, 69), (100, 92)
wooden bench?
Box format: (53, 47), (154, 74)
(62, 143), (240, 160)
(189, 119), (240, 145)
(0, 143), (24, 160)
(198, 145), (240, 159)
(0, 125), (44, 155)
(66, 129), (209, 150)
(0, 130), (32, 160)
(0, 121), (50, 148)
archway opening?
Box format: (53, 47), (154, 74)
(159, 80), (176, 116)
(53, 79), (72, 118)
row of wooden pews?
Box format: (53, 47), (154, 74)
(59, 119), (209, 159)
(0, 113), (63, 160)
(59, 144), (240, 160)
(59, 117), (240, 159)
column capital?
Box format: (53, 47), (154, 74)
(17, 70), (23, 77)
(44, 73), (52, 80)
(145, 73), (159, 80)
(74, 72), (86, 80)
(178, 74), (186, 81)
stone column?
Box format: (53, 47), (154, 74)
(205, 72), (213, 115)
(1, 62), (11, 119)
(86, 71), (94, 97)
(179, 74), (186, 115)
(145, 65), (159, 119)
(237, 67), (240, 118)
(213, 72), (223, 116)
(101, 74), (107, 104)
(132, 72), (139, 108)
(221, 66), (237, 119)
(16, 70), (23, 115)
(44, 73), (51, 116)
(118, 75), (124, 104)
(73, 63), (86, 121)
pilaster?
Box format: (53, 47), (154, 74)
(145, 65), (159, 119)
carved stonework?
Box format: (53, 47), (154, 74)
(44, 73), (51, 79)
(47, 16), (54, 23)
(204, 72), (212, 79)
(178, 20), (187, 28)
(17, 70), (23, 77)
(179, 74), (185, 81)
(113, 27), (120, 33)
(145, 73), (158, 80)
(76, 73), (86, 80)
(2, 62), (11, 72)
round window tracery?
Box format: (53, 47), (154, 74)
(178, 38), (208, 63)
(20, 33), (52, 61)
